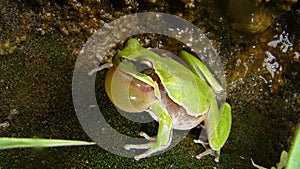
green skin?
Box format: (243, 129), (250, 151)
(100, 38), (231, 162)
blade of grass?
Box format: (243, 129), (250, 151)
(0, 137), (95, 150)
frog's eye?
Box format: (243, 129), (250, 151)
(136, 59), (153, 75)
(139, 59), (152, 68)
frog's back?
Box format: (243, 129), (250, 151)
(120, 43), (214, 116)
(145, 52), (213, 117)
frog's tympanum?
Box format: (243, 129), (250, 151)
(96, 38), (231, 162)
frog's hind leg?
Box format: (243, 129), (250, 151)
(194, 102), (231, 162)
(179, 50), (224, 93)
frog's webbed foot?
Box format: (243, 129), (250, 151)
(124, 130), (172, 161)
(193, 139), (220, 162)
(124, 142), (158, 161)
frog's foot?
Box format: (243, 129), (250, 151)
(194, 139), (220, 162)
(195, 149), (220, 162)
(125, 130), (172, 161)
(124, 140), (170, 161)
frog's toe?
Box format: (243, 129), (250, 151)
(195, 149), (220, 162)
(124, 143), (157, 161)
(194, 139), (209, 148)
(133, 148), (158, 161)
(139, 132), (156, 141)
(124, 143), (151, 150)
(125, 142), (169, 161)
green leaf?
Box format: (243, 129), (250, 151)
(287, 126), (300, 169)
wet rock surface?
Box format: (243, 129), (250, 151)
(0, 0), (299, 168)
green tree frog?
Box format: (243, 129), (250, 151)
(96, 38), (232, 162)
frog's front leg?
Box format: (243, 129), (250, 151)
(124, 102), (173, 161)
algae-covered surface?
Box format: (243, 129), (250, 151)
(1, 0), (300, 168)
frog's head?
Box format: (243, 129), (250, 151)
(113, 39), (155, 76)
(114, 38), (145, 65)
(105, 39), (158, 112)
